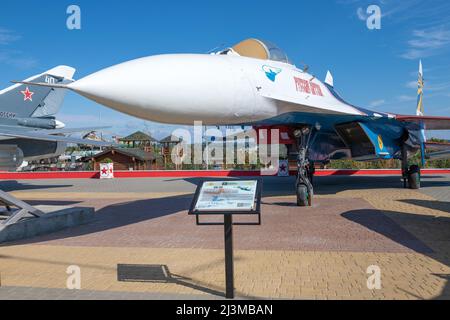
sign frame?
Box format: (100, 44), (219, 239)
(188, 179), (262, 226)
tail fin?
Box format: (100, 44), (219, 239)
(416, 60), (424, 116)
(0, 66), (75, 119)
(415, 60), (427, 166)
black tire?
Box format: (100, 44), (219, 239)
(407, 165), (421, 189)
(296, 184), (309, 207)
(408, 171), (421, 189)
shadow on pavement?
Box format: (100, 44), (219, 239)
(5, 194), (192, 246)
(343, 207), (450, 300)
(118, 264), (226, 297)
(342, 210), (434, 254)
(312, 176), (450, 196)
(0, 180), (73, 192)
(399, 199), (450, 214)
(117, 261), (259, 299)
(169, 175), (450, 197)
(433, 274), (450, 300)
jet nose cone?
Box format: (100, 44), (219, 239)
(69, 60), (145, 112)
(70, 54), (256, 124)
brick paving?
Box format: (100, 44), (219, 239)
(3, 197), (431, 253)
(419, 176), (450, 202)
(0, 175), (449, 300)
(0, 286), (220, 300)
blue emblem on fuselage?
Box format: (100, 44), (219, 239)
(262, 65), (282, 82)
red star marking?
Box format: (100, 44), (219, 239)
(21, 87), (34, 101)
(101, 168), (108, 175)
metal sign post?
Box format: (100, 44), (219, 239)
(189, 180), (262, 299)
(224, 213), (234, 299)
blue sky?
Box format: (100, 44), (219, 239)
(0, 0), (449, 138)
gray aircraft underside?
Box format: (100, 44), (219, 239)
(0, 66), (109, 170)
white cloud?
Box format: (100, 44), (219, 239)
(369, 99), (385, 107)
(356, 7), (367, 21)
(406, 78), (450, 93)
(340, 1), (450, 60)
(0, 28), (20, 45)
(397, 95), (416, 102)
(0, 28), (36, 69)
(405, 81), (417, 89)
(58, 113), (120, 126)
(427, 81), (450, 92)
(401, 27), (450, 60)
(0, 50), (37, 69)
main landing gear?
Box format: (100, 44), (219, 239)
(294, 126), (314, 207)
(401, 143), (421, 190)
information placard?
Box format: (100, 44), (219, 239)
(194, 180), (258, 212)
(188, 179), (263, 299)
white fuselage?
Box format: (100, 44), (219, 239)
(68, 54), (375, 126)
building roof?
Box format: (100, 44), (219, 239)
(159, 135), (182, 144)
(119, 131), (157, 142)
(93, 148), (159, 161)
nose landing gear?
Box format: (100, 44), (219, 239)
(294, 126), (314, 207)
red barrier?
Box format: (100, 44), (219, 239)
(0, 169), (449, 180)
(0, 171), (99, 180)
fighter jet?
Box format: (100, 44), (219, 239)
(0, 66), (109, 171)
(17, 39), (450, 206)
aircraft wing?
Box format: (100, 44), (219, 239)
(426, 149), (450, 160)
(425, 141), (450, 151)
(40, 126), (111, 135)
(395, 115), (450, 130)
(425, 141), (450, 160)
(0, 127), (113, 147)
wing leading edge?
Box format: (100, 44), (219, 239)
(395, 115), (450, 130)
(0, 128), (113, 147)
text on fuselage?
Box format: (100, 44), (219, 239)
(294, 77), (324, 96)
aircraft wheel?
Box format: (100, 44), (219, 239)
(296, 184), (312, 207)
(408, 165), (421, 189)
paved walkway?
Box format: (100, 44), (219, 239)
(0, 175), (449, 299)
(0, 286), (219, 300)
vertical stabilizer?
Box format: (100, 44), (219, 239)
(0, 66), (75, 120)
(325, 71), (334, 87)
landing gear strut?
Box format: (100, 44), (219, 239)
(401, 143), (421, 190)
(294, 126), (314, 207)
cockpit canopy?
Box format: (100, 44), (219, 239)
(222, 38), (291, 64)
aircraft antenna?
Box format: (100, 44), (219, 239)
(206, 44), (225, 54)
(300, 62), (309, 73)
